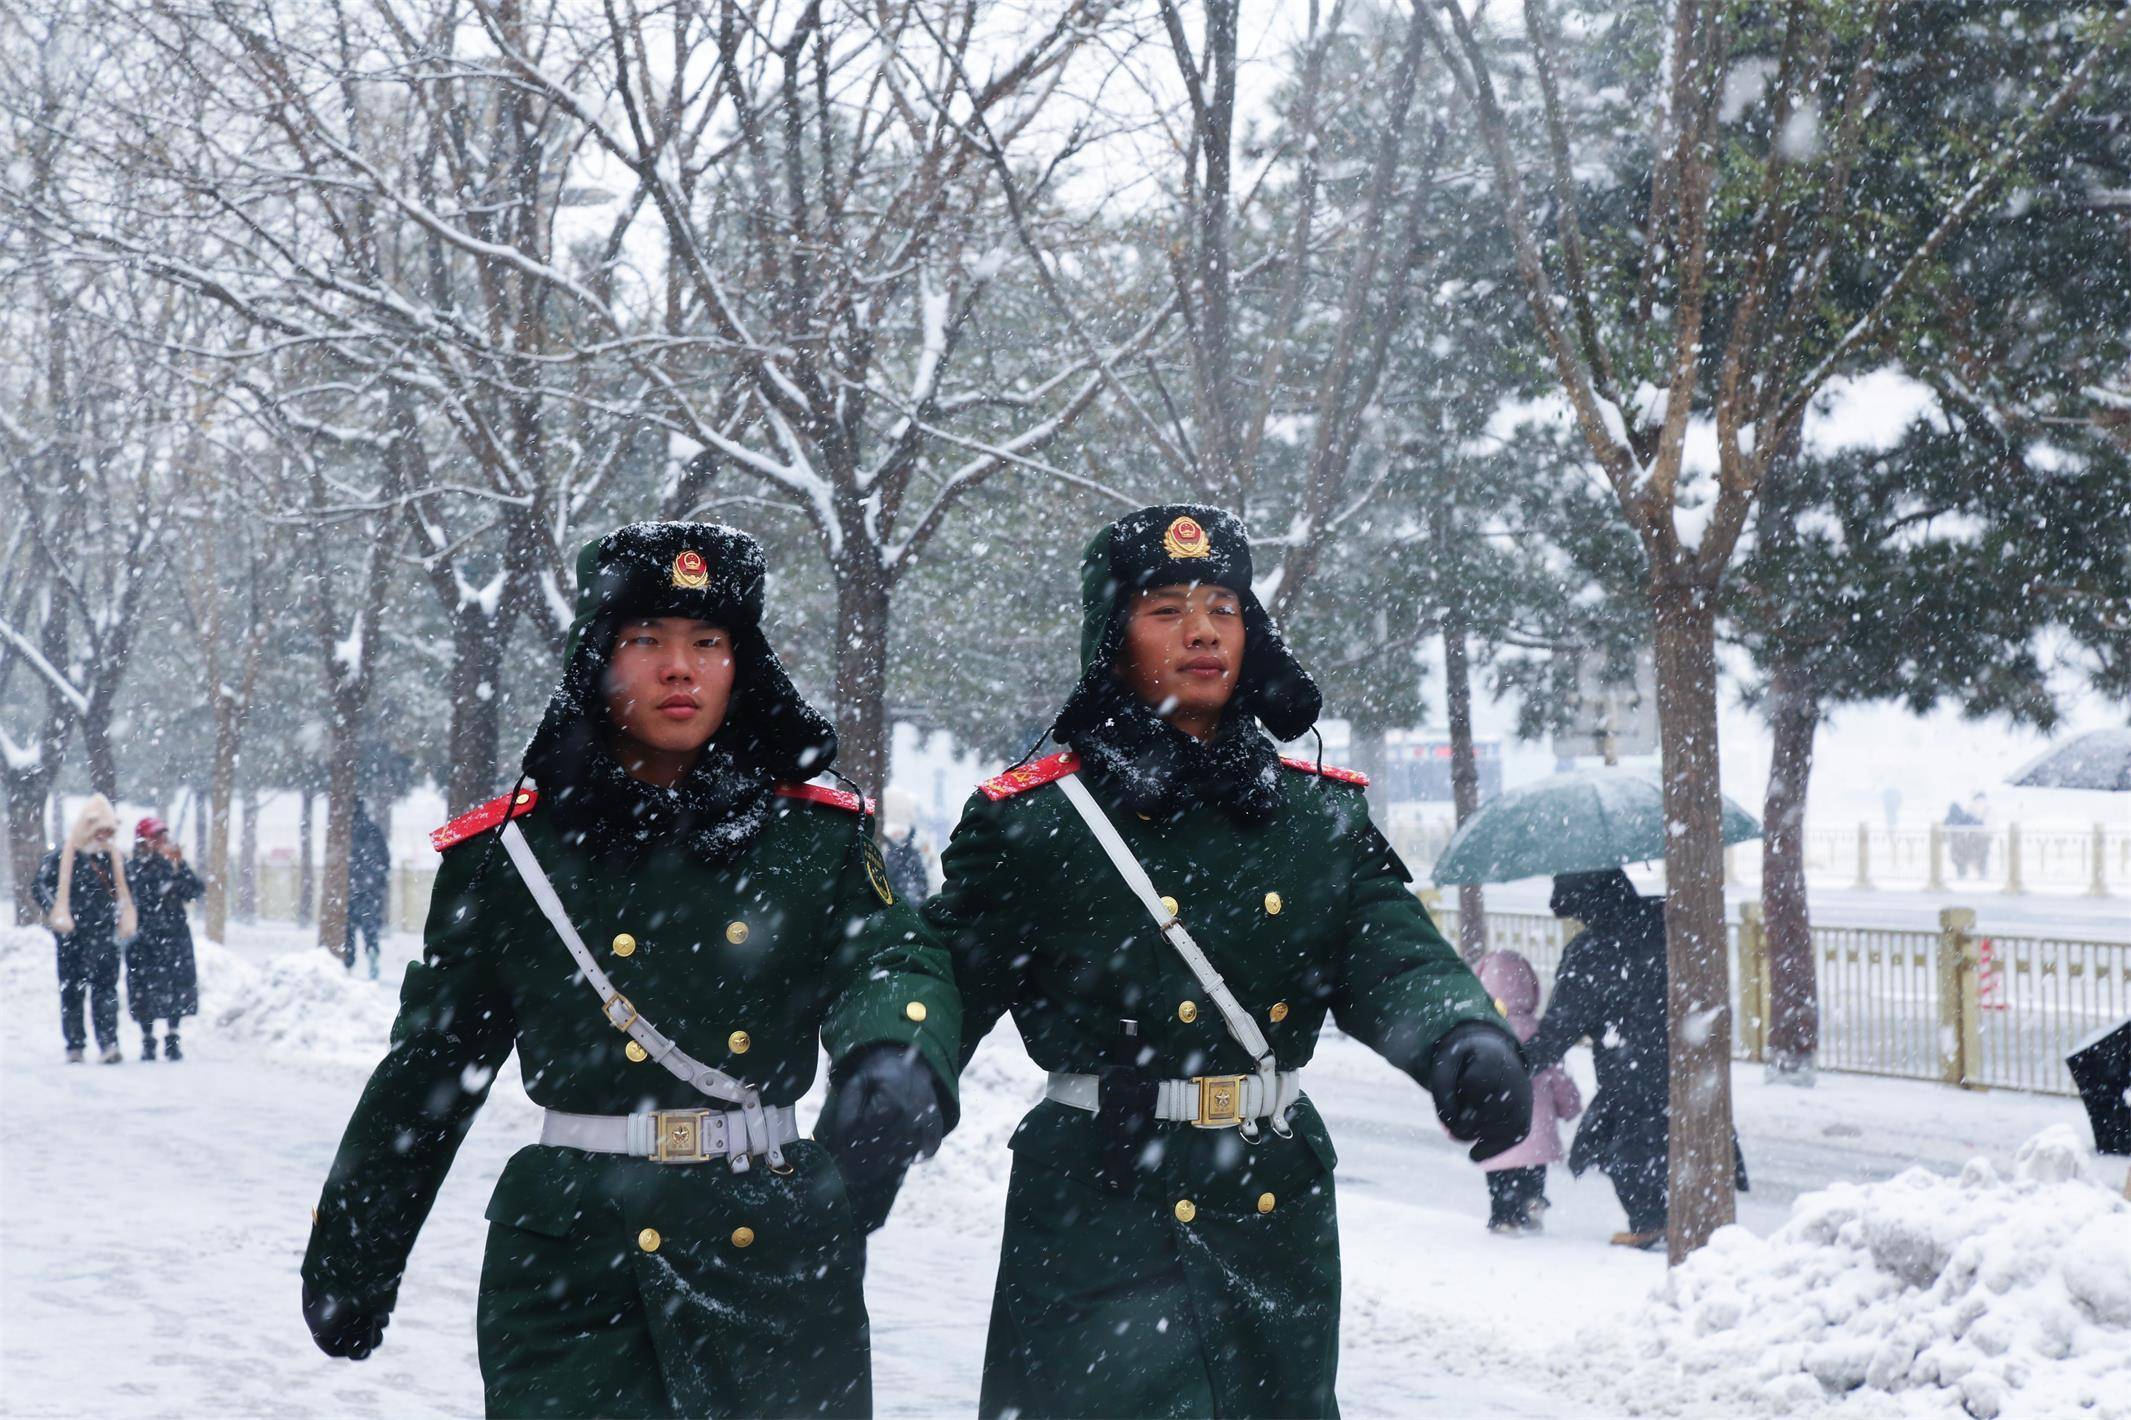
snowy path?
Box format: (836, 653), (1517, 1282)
(0, 923), (2099, 1418)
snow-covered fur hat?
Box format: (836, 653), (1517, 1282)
(523, 521), (836, 785)
(1050, 503), (1322, 744)
(515, 523), (837, 862)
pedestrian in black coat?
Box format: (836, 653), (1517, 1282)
(33, 794), (138, 1064)
(1524, 868), (1747, 1248)
(128, 817), (203, 1060)
(344, 800), (389, 979)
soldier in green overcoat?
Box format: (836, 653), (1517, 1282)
(301, 522), (961, 1419)
(923, 505), (1531, 1419)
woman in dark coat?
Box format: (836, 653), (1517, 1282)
(127, 817), (203, 1060)
(1524, 869), (1745, 1248)
(34, 794), (138, 1063)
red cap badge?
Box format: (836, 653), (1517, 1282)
(671, 550), (709, 590)
(1162, 515), (1211, 560)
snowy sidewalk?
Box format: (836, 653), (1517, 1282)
(2, 923), (2118, 1418)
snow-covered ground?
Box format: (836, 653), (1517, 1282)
(2, 921), (2123, 1419)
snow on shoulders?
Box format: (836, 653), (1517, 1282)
(1607, 1126), (2131, 1418)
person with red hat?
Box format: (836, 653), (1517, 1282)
(128, 817), (202, 1060)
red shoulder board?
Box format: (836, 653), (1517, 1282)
(430, 789), (540, 852)
(775, 782), (875, 815)
(1279, 756), (1370, 788)
(979, 750), (1082, 801)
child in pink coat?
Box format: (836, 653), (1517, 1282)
(1474, 950), (1583, 1234)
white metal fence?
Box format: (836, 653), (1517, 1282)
(1426, 896), (2128, 1098)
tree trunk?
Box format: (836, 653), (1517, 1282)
(1650, 571), (1737, 1264)
(238, 785), (259, 922)
(1443, 617), (1488, 961)
(1346, 721), (1387, 820)
(205, 691), (242, 943)
(832, 563), (892, 792)
(318, 719), (358, 960)
(5, 759), (58, 925)
(81, 713), (118, 801)
(1761, 660), (1820, 1075)
(446, 607), (506, 812)
(297, 789), (316, 928)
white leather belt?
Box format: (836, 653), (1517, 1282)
(542, 1106), (801, 1167)
(1046, 1070), (1304, 1130)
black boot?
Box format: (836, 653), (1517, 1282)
(163, 1032), (183, 1062)
(141, 1030), (158, 1062)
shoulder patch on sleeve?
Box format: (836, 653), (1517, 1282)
(774, 782), (876, 815)
(431, 789), (539, 852)
(1279, 756), (1369, 788)
(978, 750), (1082, 801)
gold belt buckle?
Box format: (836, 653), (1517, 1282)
(1192, 1074), (1246, 1129)
(651, 1109), (713, 1164)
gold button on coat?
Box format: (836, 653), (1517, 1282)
(514, 790), (534, 806)
(1257, 1192), (1277, 1214)
(1269, 1002), (1290, 1024)
(625, 1041), (649, 1063)
(1160, 895), (1179, 918)
(611, 932), (637, 957)
(637, 1227), (661, 1252)
(725, 920), (749, 945)
(1173, 1199), (1197, 1223)
(731, 1226), (756, 1248)
(904, 1001), (928, 1023)
(1176, 1000), (1199, 1024)
(728, 1031), (751, 1054)
(1264, 891), (1283, 916)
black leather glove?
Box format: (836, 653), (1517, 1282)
(819, 1044), (946, 1188)
(1425, 1022), (1533, 1163)
(303, 1281), (387, 1360)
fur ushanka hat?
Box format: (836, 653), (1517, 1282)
(1050, 504), (1322, 744)
(522, 521), (837, 784)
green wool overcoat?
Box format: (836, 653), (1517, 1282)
(923, 752), (1499, 1420)
(302, 788), (961, 1419)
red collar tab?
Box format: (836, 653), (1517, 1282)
(431, 788), (540, 852)
(775, 782), (874, 815)
(1279, 756), (1369, 788)
(979, 750), (1082, 801)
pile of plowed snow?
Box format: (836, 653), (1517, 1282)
(2, 924), (397, 1066)
(1619, 1126), (2131, 1418)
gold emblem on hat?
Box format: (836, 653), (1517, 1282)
(1163, 515), (1211, 560)
(672, 550), (709, 590)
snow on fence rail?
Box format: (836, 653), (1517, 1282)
(1425, 898), (2127, 1099)
(1793, 822), (2130, 895)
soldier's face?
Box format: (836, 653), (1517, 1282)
(603, 617), (736, 759)
(1118, 582), (1244, 734)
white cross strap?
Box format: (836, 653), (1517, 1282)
(1052, 772), (1289, 1137)
(498, 820), (783, 1171)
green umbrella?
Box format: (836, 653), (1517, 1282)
(1431, 768), (1763, 885)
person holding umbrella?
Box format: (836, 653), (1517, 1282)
(1432, 768), (1759, 1248)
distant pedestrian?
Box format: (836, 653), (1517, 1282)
(344, 799), (388, 979)
(127, 817), (202, 1061)
(1946, 792), (1992, 878)
(1471, 949), (1582, 1234)
(1525, 869), (1747, 1248)
(879, 788), (933, 906)
(33, 795), (138, 1064)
